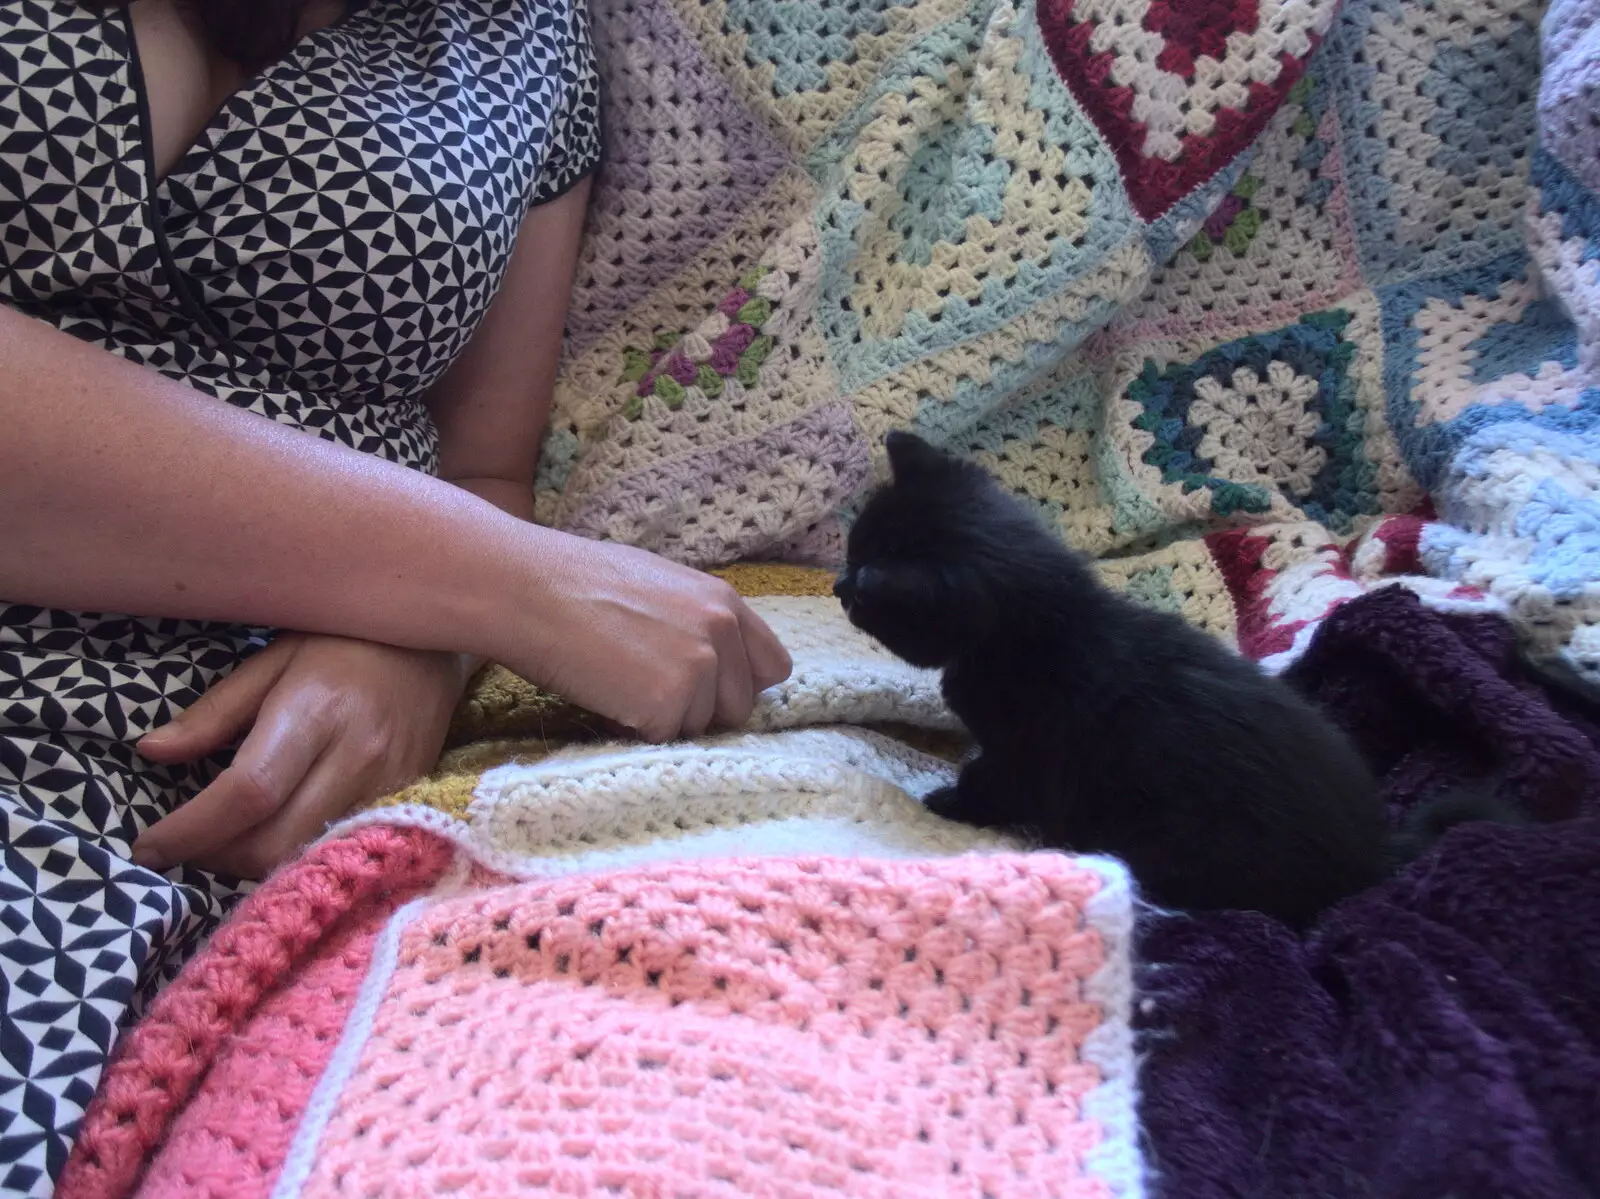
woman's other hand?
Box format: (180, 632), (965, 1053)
(130, 633), (472, 879)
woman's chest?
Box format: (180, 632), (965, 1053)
(130, 0), (266, 183)
(1, 0), (561, 400)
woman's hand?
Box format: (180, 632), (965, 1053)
(520, 539), (793, 744)
(121, 538), (793, 878)
(131, 633), (473, 879)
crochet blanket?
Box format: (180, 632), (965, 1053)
(534, 0), (1600, 683)
(57, 577), (1600, 1199)
(61, 841), (1141, 1199)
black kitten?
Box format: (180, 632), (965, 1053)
(836, 432), (1388, 927)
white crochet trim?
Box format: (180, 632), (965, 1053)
(744, 596), (957, 731)
(329, 727), (1014, 879)
(270, 891), (436, 1199)
(1076, 856), (1146, 1199)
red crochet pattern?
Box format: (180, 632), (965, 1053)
(1036, 0), (1328, 220)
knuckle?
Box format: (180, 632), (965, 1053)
(230, 768), (284, 820)
(700, 601), (738, 637)
(305, 680), (349, 715)
(351, 727), (392, 768)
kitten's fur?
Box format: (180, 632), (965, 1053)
(837, 432), (1389, 926)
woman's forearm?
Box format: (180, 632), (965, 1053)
(443, 478), (543, 683)
(0, 304), (557, 662)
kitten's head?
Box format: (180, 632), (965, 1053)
(836, 432), (1061, 668)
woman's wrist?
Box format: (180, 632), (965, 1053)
(440, 513), (583, 680)
(434, 473), (572, 678)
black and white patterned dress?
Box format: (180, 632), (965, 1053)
(0, 1), (599, 1191)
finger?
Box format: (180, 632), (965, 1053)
(680, 652), (720, 740)
(198, 743), (374, 881)
(137, 639), (295, 763)
(738, 604), (793, 691)
(632, 655), (707, 743)
(132, 700), (329, 870)
(710, 600), (754, 732)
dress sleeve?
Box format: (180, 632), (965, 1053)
(529, 0), (603, 207)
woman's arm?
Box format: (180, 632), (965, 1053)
(425, 180), (592, 521)
(130, 181), (660, 875)
(0, 300), (788, 742)
(0, 301), (535, 650)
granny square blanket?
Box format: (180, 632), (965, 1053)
(55, 579), (1600, 1198)
(533, 0), (1600, 685)
(39, 0), (1600, 1194)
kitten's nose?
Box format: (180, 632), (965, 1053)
(833, 569), (856, 603)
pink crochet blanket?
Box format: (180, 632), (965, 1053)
(56, 826), (1140, 1199)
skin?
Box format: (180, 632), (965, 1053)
(0, 0), (790, 879)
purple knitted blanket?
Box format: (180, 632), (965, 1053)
(1138, 585), (1600, 1198)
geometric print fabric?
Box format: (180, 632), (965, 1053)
(0, 1), (602, 1193)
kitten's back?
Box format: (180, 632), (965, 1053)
(953, 557), (1388, 926)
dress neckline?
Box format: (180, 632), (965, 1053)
(120, 0), (370, 195)
(113, 1), (373, 354)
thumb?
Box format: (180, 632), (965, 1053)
(137, 637), (298, 763)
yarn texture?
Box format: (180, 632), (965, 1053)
(59, 845), (1140, 1199)
(527, 0), (1600, 683)
(48, 1), (1600, 1193)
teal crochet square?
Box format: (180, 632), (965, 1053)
(1127, 312), (1383, 531)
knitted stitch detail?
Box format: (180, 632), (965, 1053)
(1036, 0), (1339, 219)
(333, 724), (1006, 885)
(520, 0), (1599, 681)
(266, 896), (433, 1199)
(128, 896), (415, 1199)
(1539, 0), (1600, 196)
(55, 827), (452, 1199)
(59, 812), (1141, 1199)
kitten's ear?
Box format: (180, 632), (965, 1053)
(884, 431), (955, 482)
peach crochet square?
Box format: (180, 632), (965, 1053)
(290, 855), (1132, 1199)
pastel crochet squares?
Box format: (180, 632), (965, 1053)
(1109, 66), (1362, 341)
(1122, 312), (1385, 530)
(811, 0), (1136, 384)
(66, 831), (1141, 1199)
(533, 0), (1596, 679)
(1335, 0), (1540, 286)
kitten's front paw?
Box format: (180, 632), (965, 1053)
(923, 786), (968, 821)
